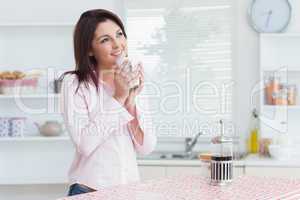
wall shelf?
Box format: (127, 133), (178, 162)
(0, 23), (75, 27)
(260, 33), (300, 38)
(0, 135), (69, 142)
(0, 94), (59, 99)
(262, 105), (300, 110)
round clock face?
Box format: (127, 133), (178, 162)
(249, 0), (292, 33)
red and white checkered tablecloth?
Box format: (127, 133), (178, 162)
(58, 175), (300, 200)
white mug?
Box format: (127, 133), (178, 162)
(9, 117), (26, 137)
(0, 117), (10, 137)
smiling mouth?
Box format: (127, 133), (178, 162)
(111, 50), (123, 56)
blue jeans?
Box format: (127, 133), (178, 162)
(67, 183), (96, 196)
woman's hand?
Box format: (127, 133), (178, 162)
(125, 63), (145, 112)
(113, 61), (141, 105)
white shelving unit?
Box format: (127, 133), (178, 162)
(259, 33), (300, 143)
(0, 21), (72, 139)
(0, 18), (75, 188)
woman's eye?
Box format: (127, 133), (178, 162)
(117, 32), (124, 37)
(100, 38), (109, 43)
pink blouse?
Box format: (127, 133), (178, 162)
(60, 74), (156, 190)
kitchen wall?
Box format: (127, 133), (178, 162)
(233, 0), (300, 153)
(233, 0), (260, 153)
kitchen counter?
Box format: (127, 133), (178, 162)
(243, 154), (300, 167)
(137, 154), (300, 167)
(137, 159), (245, 167)
(58, 175), (300, 200)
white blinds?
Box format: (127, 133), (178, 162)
(125, 0), (233, 137)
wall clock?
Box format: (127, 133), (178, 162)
(249, 0), (292, 33)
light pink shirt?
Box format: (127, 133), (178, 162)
(60, 74), (156, 189)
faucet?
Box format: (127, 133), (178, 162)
(184, 132), (203, 157)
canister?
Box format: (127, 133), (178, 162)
(0, 117), (10, 137)
(9, 117), (26, 137)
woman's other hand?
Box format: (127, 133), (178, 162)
(125, 63), (144, 111)
(113, 61), (130, 105)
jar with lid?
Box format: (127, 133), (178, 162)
(265, 74), (281, 105)
(287, 84), (297, 105)
(273, 86), (288, 105)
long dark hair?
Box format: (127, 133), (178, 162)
(60, 9), (127, 93)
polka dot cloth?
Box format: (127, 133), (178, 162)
(58, 175), (300, 200)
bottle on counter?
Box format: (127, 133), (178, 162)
(247, 109), (259, 154)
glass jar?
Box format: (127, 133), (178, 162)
(265, 75), (281, 105)
(287, 84), (297, 105)
(273, 87), (288, 105)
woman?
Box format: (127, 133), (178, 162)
(60, 9), (157, 196)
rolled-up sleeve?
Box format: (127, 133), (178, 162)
(129, 96), (157, 155)
(60, 75), (134, 157)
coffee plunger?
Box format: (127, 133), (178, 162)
(210, 120), (234, 186)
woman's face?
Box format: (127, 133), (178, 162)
(89, 19), (127, 70)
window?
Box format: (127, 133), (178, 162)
(125, 0), (234, 138)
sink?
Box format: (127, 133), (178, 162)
(138, 152), (199, 160)
(138, 152), (246, 161)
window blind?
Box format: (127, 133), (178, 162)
(125, 0), (233, 137)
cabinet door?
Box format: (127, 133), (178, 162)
(0, 0), (117, 24)
(165, 166), (204, 177)
(138, 166), (166, 181)
(245, 167), (300, 178)
(166, 166), (244, 178)
(260, 107), (288, 136)
(233, 166), (245, 177)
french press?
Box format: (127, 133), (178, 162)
(210, 120), (233, 186)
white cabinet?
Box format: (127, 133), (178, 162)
(166, 166), (244, 178)
(139, 166), (204, 181)
(0, 141), (73, 185)
(259, 34), (300, 151)
(165, 166), (203, 177)
(245, 167), (300, 179)
(0, 0), (122, 25)
(233, 166), (245, 177)
(138, 166), (166, 181)
(138, 165), (245, 181)
(260, 34), (300, 70)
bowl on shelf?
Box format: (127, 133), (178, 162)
(268, 145), (291, 160)
(34, 121), (64, 137)
(0, 78), (39, 95)
(0, 70), (41, 95)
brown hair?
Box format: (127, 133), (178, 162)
(60, 9), (127, 93)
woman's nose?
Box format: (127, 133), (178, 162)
(112, 38), (121, 49)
